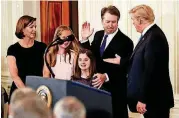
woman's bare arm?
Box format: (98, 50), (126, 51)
(7, 56), (25, 88)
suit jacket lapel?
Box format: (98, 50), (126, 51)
(130, 36), (145, 59)
(104, 29), (120, 54)
(130, 24), (157, 59)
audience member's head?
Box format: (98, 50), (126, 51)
(54, 96), (86, 118)
(10, 87), (37, 111)
(10, 87), (52, 118)
(12, 96), (52, 118)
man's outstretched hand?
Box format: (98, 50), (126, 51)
(103, 54), (121, 65)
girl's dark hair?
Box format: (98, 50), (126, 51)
(74, 48), (96, 79)
(15, 15), (36, 39)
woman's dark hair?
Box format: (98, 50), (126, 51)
(74, 48), (96, 79)
(15, 15), (36, 39)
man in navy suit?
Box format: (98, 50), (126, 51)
(127, 4), (174, 118)
(81, 5), (133, 118)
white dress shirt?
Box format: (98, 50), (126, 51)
(142, 22), (155, 37)
(101, 28), (119, 49)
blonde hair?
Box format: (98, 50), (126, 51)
(129, 4), (155, 23)
(10, 87), (37, 107)
(54, 96), (86, 118)
(47, 25), (81, 67)
(12, 96), (52, 118)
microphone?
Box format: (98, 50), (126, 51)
(55, 37), (64, 45)
(65, 34), (75, 41)
(54, 34), (75, 45)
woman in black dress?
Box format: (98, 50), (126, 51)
(72, 48), (96, 87)
(7, 15), (46, 103)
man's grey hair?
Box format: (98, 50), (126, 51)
(12, 96), (52, 118)
(10, 87), (37, 112)
(10, 87), (52, 118)
(54, 96), (86, 118)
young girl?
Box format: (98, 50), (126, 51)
(43, 25), (81, 80)
(72, 48), (96, 86)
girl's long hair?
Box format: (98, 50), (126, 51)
(47, 25), (81, 67)
(73, 48), (96, 79)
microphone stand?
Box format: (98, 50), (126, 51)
(44, 39), (63, 78)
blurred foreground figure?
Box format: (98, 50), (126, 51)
(54, 96), (86, 118)
(10, 87), (52, 118)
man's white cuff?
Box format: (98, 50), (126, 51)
(105, 73), (109, 82)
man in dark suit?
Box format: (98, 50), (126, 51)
(81, 5), (133, 118)
(127, 4), (174, 118)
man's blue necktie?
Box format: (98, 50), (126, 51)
(138, 34), (143, 41)
(100, 34), (108, 56)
